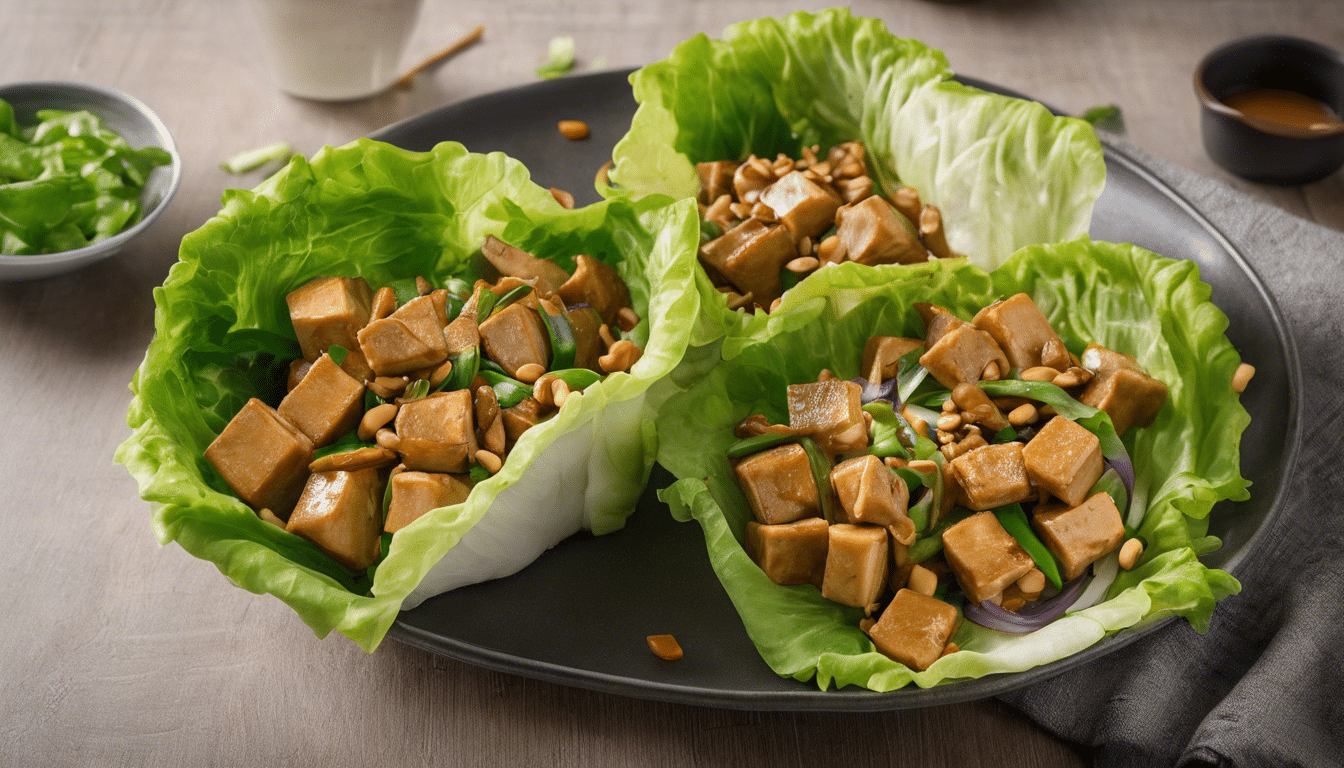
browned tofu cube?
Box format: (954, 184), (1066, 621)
(357, 308), (445, 377)
(744, 517), (830, 586)
(696, 160), (740, 205)
(919, 324), (1010, 389)
(950, 442), (1033, 511)
(478, 303), (551, 378)
(1032, 492), (1126, 581)
(835, 196), (926, 265)
(285, 468), (383, 569)
(787, 380), (867, 455)
(942, 510), (1035, 604)
(557, 254), (632, 327)
(759, 170), (842, 242)
(277, 354), (365, 447)
(286, 276), (373, 361)
(972, 293), (1066, 371)
(822, 524), (889, 609)
(831, 455), (914, 545)
(566, 306), (605, 372)
(205, 398), (314, 517)
(395, 390), (477, 473)
(862, 336), (923, 381)
(734, 444), (820, 525)
(868, 588), (960, 671)
(889, 539), (913, 592)
(1022, 416), (1103, 507)
(442, 306), (478, 356)
(699, 218), (796, 306)
(501, 396), (548, 446)
(384, 471), (475, 533)
(1078, 344), (1169, 435)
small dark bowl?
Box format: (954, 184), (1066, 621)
(1195, 35), (1344, 185)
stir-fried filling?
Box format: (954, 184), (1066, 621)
(728, 293), (1168, 670)
(203, 236), (643, 570)
(696, 141), (961, 313)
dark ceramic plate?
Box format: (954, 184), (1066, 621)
(372, 70), (1301, 710)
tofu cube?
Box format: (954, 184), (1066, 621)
(395, 390), (477, 473)
(699, 218), (796, 305)
(733, 443), (820, 525)
(696, 160), (740, 205)
(786, 380), (867, 455)
(478, 303), (551, 378)
(501, 396), (548, 446)
(972, 293), (1066, 371)
(557, 254), (631, 327)
(868, 589), (960, 671)
(862, 336), (923, 381)
(356, 295), (449, 377)
(942, 510), (1036, 604)
(277, 354), (365, 447)
(759, 170), (842, 242)
(1032, 493), (1126, 581)
(835, 196), (926, 265)
(918, 324), (1010, 389)
(821, 524), (889, 609)
(830, 455), (914, 545)
(205, 398), (314, 517)
(1078, 343), (1169, 435)
(384, 471), (475, 533)
(285, 468), (383, 569)
(566, 306), (605, 373)
(1022, 416), (1103, 507)
(286, 276), (373, 361)
(744, 517), (830, 586)
(950, 442), (1033, 511)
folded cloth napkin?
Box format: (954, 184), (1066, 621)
(999, 139), (1344, 768)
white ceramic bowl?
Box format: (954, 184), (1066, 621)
(0, 81), (181, 281)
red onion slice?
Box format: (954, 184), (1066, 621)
(1105, 456), (1136, 501)
(850, 376), (896, 406)
(962, 568), (1091, 635)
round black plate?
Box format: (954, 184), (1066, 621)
(372, 70), (1301, 710)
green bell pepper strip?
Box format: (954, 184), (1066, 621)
(437, 346), (480, 393)
(908, 506), (976, 564)
(474, 289), (498, 323)
(444, 293), (466, 324)
(894, 347), (930, 405)
(726, 431), (799, 459)
(994, 425), (1018, 443)
(539, 307), (577, 371)
(862, 401), (909, 460)
(327, 344), (349, 366)
(799, 437), (838, 525)
(387, 278), (420, 307)
(479, 370), (534, 409)
(993, 503), (1063, 590)
(443, 277), (471, 296)
(479, 358), (509, 377)
(468, 463), (490, 483)
(313, 429), (372, 459)
(491, 284), (533, 315)
(403, 379), (430, 401)
(547, 368), (602, 390)
(364, 389), (389, 412)
(699, 219), (722, 242)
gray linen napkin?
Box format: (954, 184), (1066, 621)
(999, 140), (1344, 768)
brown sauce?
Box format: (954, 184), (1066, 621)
(1222, 88), (1344, 130)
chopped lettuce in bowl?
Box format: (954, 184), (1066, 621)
(606, 8), (1107, 349)
(655, 238), (1248, 691)
(115, 138), (702, 651)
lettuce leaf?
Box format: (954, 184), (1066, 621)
(655, 238), (1247, 691)
(115, 138), (701, 651)
(606, 8), (1106, 346)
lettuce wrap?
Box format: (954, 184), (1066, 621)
(115, 138), (701, 651)
(607, 8), (1107, 347)
(656, 237), (1248, 691)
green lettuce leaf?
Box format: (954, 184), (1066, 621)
(655, 238), (1247, 691)
(115, 138), (701, 651)
(606, 9), (1106, 347)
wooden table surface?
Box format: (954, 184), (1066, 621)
(2, 2), (1340, 766)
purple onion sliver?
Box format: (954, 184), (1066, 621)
(962, 569), (1091, 635)
(564, 302), (592, 312)
(1105, 456), (1136, 500)
(850, 376), (895, 406)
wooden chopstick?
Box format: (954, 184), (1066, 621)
(391, 25), (485, 91)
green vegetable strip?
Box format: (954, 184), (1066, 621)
(364, 389), (388, 412)
(547, 368), (602, 390)
(438, 346), (480, 392)
(327, 344), (349, 366)
(468, 464), (490, 483)
(444, 294), (466, 323)
(726, 431), (798, 459)
(539, 308), (577, 370)
(908, 507), (975, 564)
(862, 402), (910, 459)
(993, 503), (1062, 590)
(313, 430), (372, 459)
(479, 358), (509, 377)
(479, 370), (533, 408)
(699, 219), (722, 242)
(491, 284), (533, 315)
(388, 278), (420, 307)
(403, 379), (430, 400)
(799, 437), (838, 525)
(994, 426), (1017, 443)
(475, 289), (498, 323)
(894, 348), (929, 405)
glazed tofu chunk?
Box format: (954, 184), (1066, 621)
(972, 293), (1067, 371)
(919, 324), (1010, 389)
(942, 510), (1036, 604)
(821, 524), (889, 609)
(862, 336), (923, 381)
(696, 160), (740, 204)
(1032, 492), (1126, 581)
(501, 396), (548, 446)
(395, 390), (477, 473)
(277, 354), (365, 447)
(285, 468), (383, 569)
(759, 170), (842, 242)
(699, 218), (796, 306)
(744, 517), (830, 586)
(286, 276), (373, 361)
(1022, 416), (1103, 507)
(787, 380), (867, 455)
(734, 443), (820, 525)
(1078, 343), (1169, 435)
(478, 303), (551, 378)
(565, 306), (605, 372)
(950, 442), (1033, 511)
(830, 455), (915, 545)
(205, 398), (314, 517)
(384, 471), (475, 533)
(868, 589), (960, 671)
(358, 295), (450, 377)
(557, 254), (631, 327)
(834, 196), (926, 266)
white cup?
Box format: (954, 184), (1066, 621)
(246, 0), (424, 101)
